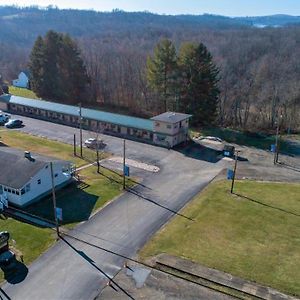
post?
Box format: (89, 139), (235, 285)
(50, 162), (59, 237)
(123, 139), (126, 189)
(73, 134), (76, 156)
(231, 150), (239, 194)
(78, 103), (83, 158)
(96, 144), (100, 173)
(274, 113), (282, 165)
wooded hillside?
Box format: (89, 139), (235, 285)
(1, 6), (299, 131)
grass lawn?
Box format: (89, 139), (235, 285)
(140, 180), (300, 296)
(24, 165), (134, 228)
(8, 86), (39, 99)
(0, 130), (104, 167)
(0, 217), (56, 282)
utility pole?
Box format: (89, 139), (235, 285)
(50, 162), (60, 237)
(231, 150), (240, 194)
(73, 134), (76, 156)
(78, 103), (83, 158)
(96, 141), (100, 173)
(274, 113), (282, 165)
(123, 139), (126, 189)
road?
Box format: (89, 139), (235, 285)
(2, 115), (228, 300)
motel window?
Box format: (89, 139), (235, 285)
(37, 179), (41, 185)
(166, 125), (172, 129)
(12, 189), (16, 194)
(127, 128), (131, 135)
(3, 187), (7, 192)
(21, 188), (25, 195)
(26, 184), (31, 192)
(7, 188), (11, 193)
(16, 190), (20, 196)
(55, 174), (58, 178)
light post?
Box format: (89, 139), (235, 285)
(78, 103), (83, 158)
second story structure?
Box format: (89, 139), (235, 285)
(151, 112), (192, 148)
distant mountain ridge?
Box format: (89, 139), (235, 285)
(0, 6), (299, 47)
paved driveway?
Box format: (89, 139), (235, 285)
(2, 115), (228, 299)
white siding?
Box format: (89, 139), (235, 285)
(5, 161), (72, 207)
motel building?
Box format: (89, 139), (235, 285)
(0, 94), (191, 148)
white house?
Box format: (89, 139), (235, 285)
(12, 71), (30, 89)
(151, 112), (192, 148)
(0, 147), (74, 207)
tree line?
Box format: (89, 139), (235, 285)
(0, 7), (299, 131)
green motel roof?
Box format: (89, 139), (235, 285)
(3, 95), (154, 132)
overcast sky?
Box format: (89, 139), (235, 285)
(0, 0), (299, 17)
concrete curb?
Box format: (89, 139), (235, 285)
(155, 254), (299, 300)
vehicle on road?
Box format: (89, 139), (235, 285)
(5, 119), (23, 128)
(84, 138), (106, 149)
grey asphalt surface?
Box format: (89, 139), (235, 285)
(2, 115), (228, 300)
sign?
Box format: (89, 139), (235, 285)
(271, 144), (276, 153)
(227, 169), (234, 180)
(55, 207), (63, 221)
(124, 165), (130, 177)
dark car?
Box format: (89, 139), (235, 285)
(0, 250), (15, 267)
(5, 119), (23, 128)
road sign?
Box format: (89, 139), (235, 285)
(55, 207), (63, 221)
(227, 169), (234, 180)
(124, 165), (130, 177)
(271, 144), (276, 153)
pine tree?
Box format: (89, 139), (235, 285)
(29, 31), (89, 103)
(147, 39), (178, 112)
(178, 42), (220, 125)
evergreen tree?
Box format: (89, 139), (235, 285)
(29, 31), (89, 103)
(147, 39), (178, 112)
(178, 42), (220, 125)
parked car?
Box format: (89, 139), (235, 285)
(5, 119), (23, 128)
(84, 138), (106, 149)
(0, 250), (15, 267)
(0, 113), (11, 125)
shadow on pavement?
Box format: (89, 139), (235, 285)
(126, 187), (194, 221)
(1, 258), (28, 285)
(234, 193), (300, 217)
(60, 236), (135, 299)
(175, 141), (223, 163)
(0, 287), (12, 300)
(277, 162), (300, 173)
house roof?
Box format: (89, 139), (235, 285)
(151, 112), (192, 124)
(0, 95), (154, 132)
(21, 70), (30, 78)
(0, 147), (70, 189)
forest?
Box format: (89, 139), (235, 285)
(0, 6), (300, 131)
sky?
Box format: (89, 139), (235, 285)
(0, 0), (300, 17)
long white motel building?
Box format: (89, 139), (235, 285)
(0, 94), (191, 148)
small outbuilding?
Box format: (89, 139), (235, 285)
(12, 71), (30, 89)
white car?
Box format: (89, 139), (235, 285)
(84, 138), (106, 149)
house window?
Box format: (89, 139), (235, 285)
(166, 125), (172, 129)
(37, 179), (41, 184)
(26, 184), (31, 192)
